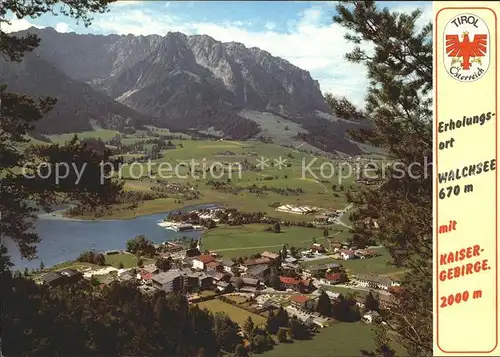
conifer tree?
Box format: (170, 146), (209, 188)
(364, 291), (380, 313)
(316, 291), (332, 316)
(243, 316), (255, 337)
(1, 0), (120, 260)
(331, 1), (432, 356)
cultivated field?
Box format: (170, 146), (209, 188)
(339, 249), (403, 276)
(300, 247), (404, 277)
(105, 253), (155, 268)
(39, 128), (385, 221)
(202, 224), (328, 259)
(262, 322), (378, 357)
(196, 299), (266, 327)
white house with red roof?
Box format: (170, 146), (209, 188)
(192, 254), (216, 270)
(321, 272), (342, 285)
(340, 249), (356, 260)
(279, 276), (312, 292)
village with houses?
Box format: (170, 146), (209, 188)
(39, 242), (398, 326)
(36, 204), (400, 353)
(0, 0), (434, 355)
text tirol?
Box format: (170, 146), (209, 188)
(450, 14), (481, 28)
(438, 245), (490, 282)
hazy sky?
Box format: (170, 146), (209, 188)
(4, 1), (432, 107)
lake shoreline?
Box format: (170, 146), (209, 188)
(9, 203), (221, 270)
(38, 202), (223, 222)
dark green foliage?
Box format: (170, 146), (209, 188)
(2, 269), (223, 356)
(266, 307), (290, 336)
(0, 0), (122, 260)
(364, 291), (380, 312)
(277, 328), (287, 343)
(126, 235), (156, 257)
(249, 327), (274, 353)
(155, 257), (172, 272)
(77, 251), (106, 265)
(275, 307), (289, 329)
(243, 316), (255, 337)
(325, 93), (365, 121)
(266, 310), (279, 334)
(0, 2), (234, 356)
(202, 218), (217, 229)
(268, 274), (281, 290)
(213, 312), (242, 353)
(287, 317), (310, 340)
(316, 291), (332, 317)
(280, 245), (287, 260)
(234, 344), (248, 357)
(331, 295), (362, 323)
(90, 275), (99, 286)
(331, 1), (432, 355)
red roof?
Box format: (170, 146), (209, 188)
(301, 279), (311, 286)
(206, 261), (219, 268)
(195, 255), (216, 264)
(340, 249), (355, 255)
(290, 295), (310, 304)
(279, 276), (300, 285)
(141, 273), (153, 280)
(325, 273), (341, 281)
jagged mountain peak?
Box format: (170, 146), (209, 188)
(4, 27), (371, 154)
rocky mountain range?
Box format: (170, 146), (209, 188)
(1, 27), (372, 154)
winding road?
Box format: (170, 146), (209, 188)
(332, 203), (354, 229)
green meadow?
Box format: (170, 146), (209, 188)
(48, 129), (120, 144)
(202, 224), (327, 258)
(262, 323), (380, 357)
(30, 128), (384, 221)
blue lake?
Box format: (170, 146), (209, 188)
(4, 204), (218, 270)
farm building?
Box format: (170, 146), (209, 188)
(275, 204), (318, 215)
